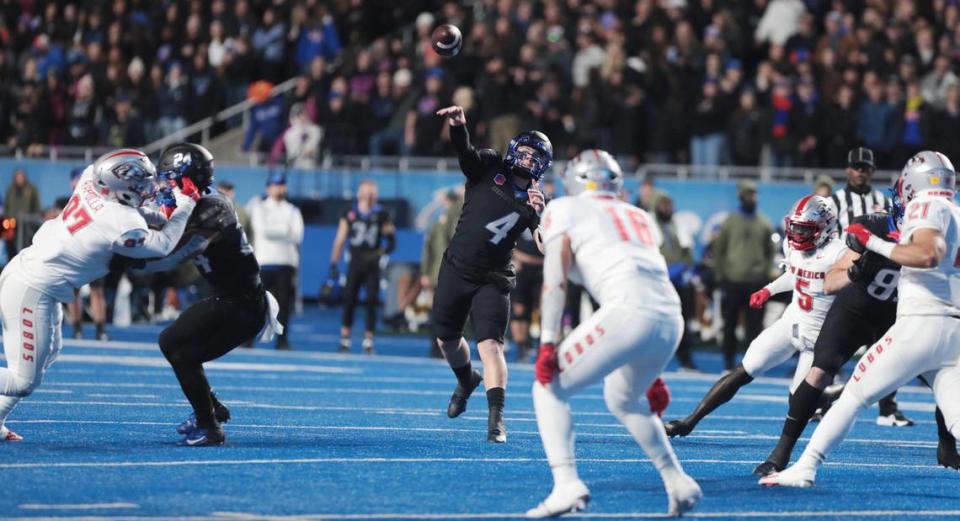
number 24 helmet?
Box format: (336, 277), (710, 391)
(785, 194), (837, 251)
(92, 149), (158, 207)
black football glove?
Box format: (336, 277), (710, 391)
(328, 263), (339, 280)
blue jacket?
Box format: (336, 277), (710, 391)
(296, 20), (341, 70)
(856, 100), (895, 151)
(243, 97), (285, 151)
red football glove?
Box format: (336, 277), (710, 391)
(845, 223), (874, 251)
(535, 343), (559, 385)
(749, 288), (771, 309)
(646, 378), (671, 417)
(176, 177), (202, 202)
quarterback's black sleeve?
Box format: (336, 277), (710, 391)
(450, 124), (500, 182)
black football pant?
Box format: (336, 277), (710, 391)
(341, 257), (381, 333)
(721, 280), (766, 370)
(261, 266), (295, 346)
(159, 291), (266, 427)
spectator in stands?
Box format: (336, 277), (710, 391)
(320, 84), (357, 155)
(922, 55), (960, 109)
(892, 80), (932, 167)
(406, 68), (447, 156)
(103, 95), (146, 148)
(187, 52), (223, 124)
(291, 7), (341, 72)
(156, 63), (188, 139)
(369, 69), (415, 157)
(252, 8), (287, 83)
(279, 103), (322, 169)
(813, 175), (834, 197)
(249, 173), (303, 350)
(243, 81), (285, 156)
(4, 168), (41, 259)
(690, 78), (728, 174)
(932, 84), (960, 162)
(857, 81), (895, 168)
(792, 76), (823, 167)
(728, 88), (765, 166)
(769, 78), (796, 168)
(66, 74), (100, 146)
(713, 180), (774, 371)
(822, 84), (859, 168)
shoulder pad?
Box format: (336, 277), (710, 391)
(190, 194), (237, 232)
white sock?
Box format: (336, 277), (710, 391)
(532, 381), (580, 486)
(798, 391), (864, 468)
(0, 395), (21, 429)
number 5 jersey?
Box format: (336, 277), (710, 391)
(10, 166), (195, 303)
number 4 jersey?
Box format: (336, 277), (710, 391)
(10, 166), (194, 303)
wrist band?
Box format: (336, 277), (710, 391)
(866, 235), (896, 259)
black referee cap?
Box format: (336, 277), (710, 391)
(847, 147), (875, 169)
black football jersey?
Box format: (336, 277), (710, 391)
(830, 213), (900, 321)
(445, 125), (540, 271)
(342, 206), (391, 261)
(187, 193), (261, 295)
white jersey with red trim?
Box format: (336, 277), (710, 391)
(12, 167), (160, 303)
(540, 193), (680, 313)
(898, 193), (960, 317)
(783, 238), (847, 339)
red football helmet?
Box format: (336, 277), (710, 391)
(784, 195), (837, 251)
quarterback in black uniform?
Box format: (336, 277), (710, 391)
(329, 180), (396, 354)
(126, 143), (281, 446)
(433, 105), (548, 443)
(754, 196), (959, 475)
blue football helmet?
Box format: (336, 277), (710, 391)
(889, 178), (906, 227)
(504, 130), (553, 181)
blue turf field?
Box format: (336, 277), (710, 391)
(2, 307), (958, 520)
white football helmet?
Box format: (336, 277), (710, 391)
(784, 194), (837, 251)
(897, 150), (956, 204)
(92, 149), (158, 207)
(563, 149), (623, 196)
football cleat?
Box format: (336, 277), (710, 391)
(526, 480), (590, 518)
(937, 442), (960, 470)
(759, 464), (816, 488)
(663, 419), (694, 438)
(362, 338), (375, 355)
(338, 338), (350, 354)
(176, 402), (231, 435)
(487, 407), (507, 443)
(752, 460), (784, 477)
(1, 426), (22, 442)
(876, 411), (914, 427)
(178, 425), (225, 446)
(665, 473), (702, 517)
(447, 370), (483, 418)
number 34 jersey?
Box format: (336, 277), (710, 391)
(11, 166), (192, 303)
(541, 193), (680, 314)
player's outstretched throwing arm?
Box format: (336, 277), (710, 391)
(438, 105), (502, 181)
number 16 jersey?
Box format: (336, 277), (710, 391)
(541, 193), (680, 314)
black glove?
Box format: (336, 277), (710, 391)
(109, 254), (146, 273)
(328, 263), (339, 279)
(847, 252), (877, 282)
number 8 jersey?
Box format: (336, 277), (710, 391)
(541, 193), (680, 313)
(11, 166), (194, 303)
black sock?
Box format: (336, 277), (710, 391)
(682, 365), (753, 427)
(170, 362), (216, 428)
(95, 323), (105, 336)
(486, 387), (505, 410)
(452, 362), (474, 388)
(768, 381), (824, 465)
(936, 407), (957, 448)
(878, 393), (898, 416)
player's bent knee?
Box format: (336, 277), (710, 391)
(8, 375), (37, 397)
(603, 384), (643, 418)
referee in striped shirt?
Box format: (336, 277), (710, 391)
(827, 147), (890, 235)
(823, 146), (914, 427)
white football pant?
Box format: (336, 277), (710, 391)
(0, 271), (63, 429)
(740, 314), (815, 392)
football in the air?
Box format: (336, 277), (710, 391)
(431, 24), (462, 58)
